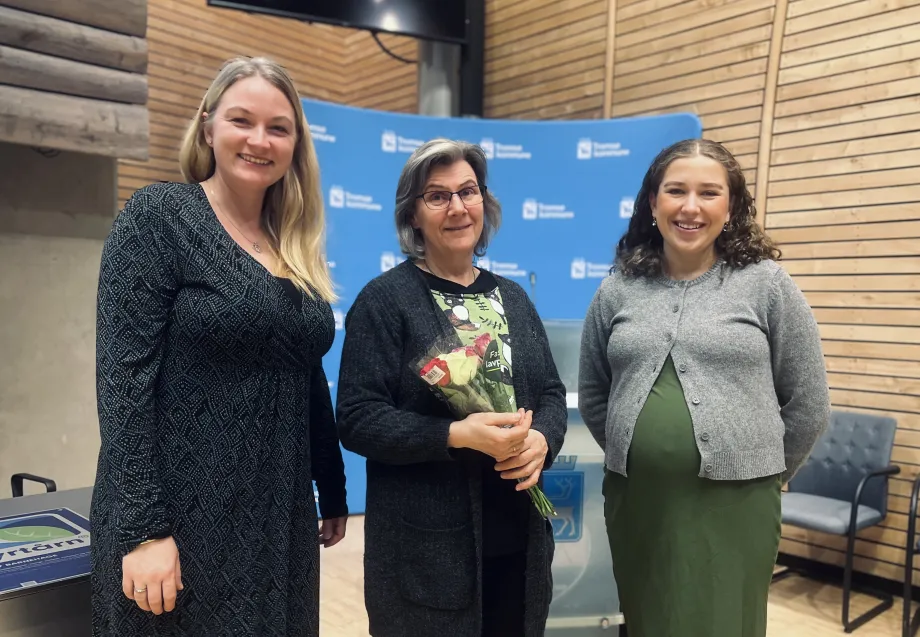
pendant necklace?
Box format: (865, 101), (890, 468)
(210, 186), (263, 253)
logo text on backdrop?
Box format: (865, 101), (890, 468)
(479, 138), (532, 160)
(522, 198), (575, 221)
(570, 258), (612, 280)
(577, 138), (631, 160)
(381, 130), (424, 154)
(329, 186), (382, 211)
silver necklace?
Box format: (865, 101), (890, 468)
(210, 187), (263, 253)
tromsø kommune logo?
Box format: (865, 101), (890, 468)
(328, 186), (382, 211)
(381, 130), (424, 154)
(577, 138), (631, 159)
(309, 123), (335, 143)
(570, 258), (611, 280)
(522, 198), (575, 221)
(329, 186), (344, 208)
(619, 197), (635, 219)
(479, 137), (531, 160)
(477, 256), (526, 278)
(380, 251), (406, 272)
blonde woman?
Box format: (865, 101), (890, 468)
(90, 56), (348, 637)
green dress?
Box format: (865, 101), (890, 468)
(603, 355), (782, 637)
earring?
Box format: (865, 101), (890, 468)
(722, 223), (728, 232)
(651, 219), (657, 226)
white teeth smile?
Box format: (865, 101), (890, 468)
(240, 154), (271, 165)
(676, 221), (702, 230)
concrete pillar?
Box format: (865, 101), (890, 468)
(417, 40), (461, 117)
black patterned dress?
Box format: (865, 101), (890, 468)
(89, 182), (347, 637)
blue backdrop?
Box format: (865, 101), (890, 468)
(302, 98), (701, 514)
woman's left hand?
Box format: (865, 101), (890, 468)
(494, 429), (548, 490)
(319, 516), (348, 548)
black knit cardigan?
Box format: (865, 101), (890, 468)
(336, 259), (568, 636)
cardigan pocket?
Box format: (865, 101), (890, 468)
(396, 518), (476, 610)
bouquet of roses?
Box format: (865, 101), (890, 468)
(413, 332), (556, 519)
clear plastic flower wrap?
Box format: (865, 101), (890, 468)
(412, 333), (556, 519)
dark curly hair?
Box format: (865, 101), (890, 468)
(615, 138), (781, 277)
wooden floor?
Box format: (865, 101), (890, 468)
(318, 516), (910, 637)
(767, 572), (907, 637)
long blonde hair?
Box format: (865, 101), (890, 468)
(179, 56), (336, 302)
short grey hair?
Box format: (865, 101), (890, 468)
(394, 138), (502, 258)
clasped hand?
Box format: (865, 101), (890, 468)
(449, 408), (549, 490)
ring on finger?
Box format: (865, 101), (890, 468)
(134, 586), (147, 594)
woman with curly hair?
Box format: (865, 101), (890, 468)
(578, 139), (830, 637)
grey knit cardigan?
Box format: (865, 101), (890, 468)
(578, 258), (831, 485)
(336, 260), (568, 636)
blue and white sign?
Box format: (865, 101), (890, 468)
(303, 97), (701, 514)
(544, 428), (622, 632)
(544, 462), (585, 544)
(0, 508), (91, 595)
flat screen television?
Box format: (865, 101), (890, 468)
(206, 0), (468, 44)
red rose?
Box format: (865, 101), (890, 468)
(473, 333), (492, 357)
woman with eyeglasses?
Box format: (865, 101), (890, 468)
(335, 138), (567, 637)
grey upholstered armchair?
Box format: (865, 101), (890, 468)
(774, 410), (899, 633)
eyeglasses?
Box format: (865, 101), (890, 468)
(416, 185), (486, 210)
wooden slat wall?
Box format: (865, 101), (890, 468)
(484, 0), (610, 120)
(116, 0), (347, 207)
(343, 30), (417, 113)
(767, 0), (920, 586)
(610, 0), (777, 196)
(604, 0), (920, 589)
(480, 0), (920, 588)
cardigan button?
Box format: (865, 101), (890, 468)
(705, 464), (713, 473)
(692, 398), (700, 405)
(678, 364), (687, 373)
(700, 432), (710, 442)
